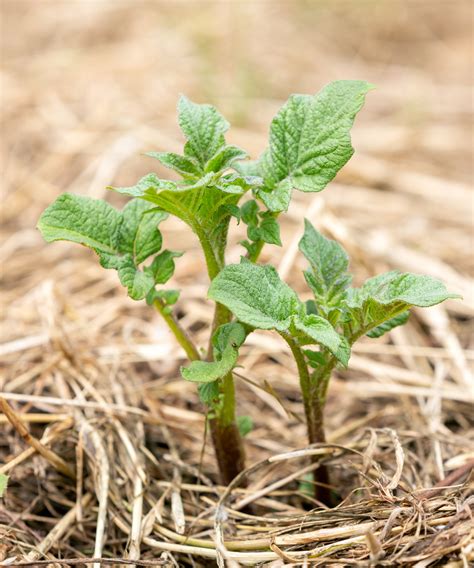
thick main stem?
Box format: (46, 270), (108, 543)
(283, 335), (332, 505)
(209, 373), (246, 485)
(196, 225), (246, 485)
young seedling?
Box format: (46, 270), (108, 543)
(38, 80), (457, 495)
(207, 226), (460, 500)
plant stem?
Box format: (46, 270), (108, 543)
(209, 372), (246, 485)
(246, 239), (265, 263)
(153, 298), (200, 362)
(282, 334), (332, 505)
(193, 224), (222, 280)
(194, 223), (246, 485)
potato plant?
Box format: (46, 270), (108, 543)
(37, 81), (459, 499)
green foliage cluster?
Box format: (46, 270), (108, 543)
(38, 81), (459, 488)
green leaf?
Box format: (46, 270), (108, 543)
(198, 381), (220, 404)
(366, 311), (410, 338)
(0, 474), (8, 497)
(205, 145), (248, 173)
(99, 253), (155, 300)
(292, 314), (350, 366)
(181, 323), (247, 383)
(178, 96), (229, 166)
(111, 173), (178, 199)
(348, 272), (460, 310)
(237, 415), (253, 437)
(119, 200), (168, 264)
(209, 263), (301, 331)
(346, 272), (461, 337)
(259, 216), (282, 246)
(209, 262), (349, 363)
(111, 172), (246, 250)
(253, 81), (373, 211)
(299, 219), (350, 300)
(241, 200), (259, 226)
(216, 174), (263, 195)
(37, 194), (168, 301)
(147, 250), (183, 284)
(220, 204), (241, 222)
(146, 151), (202, 178)
(38, 193), (121, 254)
(146, 288), (180, 308)
(258, 178), (292, 212)
(304, 349), (327, 368)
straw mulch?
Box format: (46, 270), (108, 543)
(1, 2), (473, 566)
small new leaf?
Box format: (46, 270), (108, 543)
(147, 250), (183, 284)
(259, 216), (282, 246)
(198, 381), (220, 404)
(292, 314), (350, 366)
(205, 145), (248, 174)
(181, 323), (247, 383)
(299, 220), (351, 312)
(178, 96), (229, 166)
(146, 151), (202, 178)
(366, 311), (410, 338)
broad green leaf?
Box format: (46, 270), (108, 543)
(147, 250), (183, 284)
(366, 311), (410, 338)
(205, 145), (248, 174)
(346, 272), (461, 337)
(38, 193), (121, 254)
(0, 474), (8, 497)
(38, 194), (168, 301)
(146, 151), (202, 178)
(299, 219), (350, 299)
(209, 263), (350, 363)
(208, 263), (300, 331)
(292, 314), (350, 366)
(348, 272), (460, 309)
(252, 81), (373, 211)
(181, 323), (247, 383)
(178, 96), (229, 166)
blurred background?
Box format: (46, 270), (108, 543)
(1, 0), (473, 563)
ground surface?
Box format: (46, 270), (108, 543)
(1, 1), (473, 566)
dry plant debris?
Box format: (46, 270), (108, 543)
(1, 1), (473, 566)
